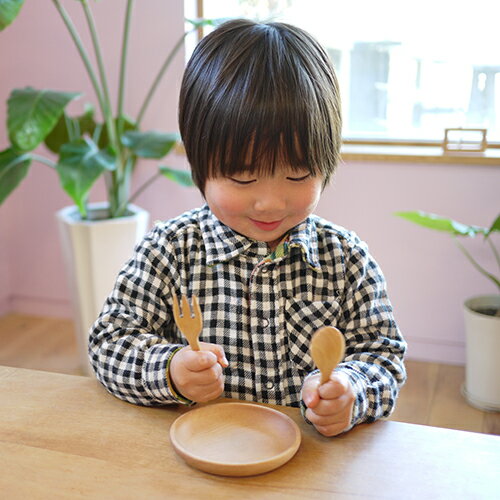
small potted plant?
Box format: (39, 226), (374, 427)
(395, 210), (500, 411)
(0, 0), (216, 373)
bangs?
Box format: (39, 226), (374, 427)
(208, 117), (320, 180)
(179, 20), (342, 192)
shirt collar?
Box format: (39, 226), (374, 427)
(199, 204), (320, 269)
(287, 217), (321, 270)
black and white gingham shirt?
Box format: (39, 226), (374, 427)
(89, 204), (406, 427)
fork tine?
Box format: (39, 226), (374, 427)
(172, 293), (180, 320)
(181, 294), (191, 318)
(172, 293), (202, 351)
(191, 295), (202, 328)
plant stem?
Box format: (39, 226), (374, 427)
(81, 0), (130, 218)
(64, 114), (76, 142)
(103, 170), (116, 212)
(488, 237), (500, 275)
(52, 0), (123, 217)
(115, 156), (137, 216)
(80, 1), (119, 156)
(136, 30), (189, 126)
(51, 0), (106, 133)
(117, 0), (134, 137)
(455, 240), (500, 291)
(129, 170), (162, 204)
(31, 155), (57, 169)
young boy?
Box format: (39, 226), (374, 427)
(89, 19), (406, 437)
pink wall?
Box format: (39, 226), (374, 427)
(1, 2), (499, 365)
(317, 161), (499, 364)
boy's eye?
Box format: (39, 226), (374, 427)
(287, 173), (311, 182)
(229, 177), (256, 185)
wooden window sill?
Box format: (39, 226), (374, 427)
(341, 143), (500, 165)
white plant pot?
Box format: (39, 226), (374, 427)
(462, 295), (500, 411)
(56, 203), (150, 375)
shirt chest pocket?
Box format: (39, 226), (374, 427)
(284, 298), (343, 372)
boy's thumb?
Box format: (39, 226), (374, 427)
(203, 344), (229, 368)
(302, 379), (320, 408)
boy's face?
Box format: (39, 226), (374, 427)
(204, 166), (323, 251)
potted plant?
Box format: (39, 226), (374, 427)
(0, 0), (215, 374)
(395, 211), (500, 411)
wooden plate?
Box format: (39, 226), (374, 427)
(169, 402), (301, 476)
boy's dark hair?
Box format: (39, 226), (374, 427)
(179, 19), (342, 193)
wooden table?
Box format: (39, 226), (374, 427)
(1, 366), (499, 499)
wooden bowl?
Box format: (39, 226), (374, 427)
(169, 402), (301, 476)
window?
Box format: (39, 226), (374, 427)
(190, 0), (499, 146)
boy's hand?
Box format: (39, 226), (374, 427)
(169, 342), (228, 403)
(301, 372), (355, 437)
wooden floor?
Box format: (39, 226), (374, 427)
(1, 313), (498, 435)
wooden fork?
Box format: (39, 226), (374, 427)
(172, 294), (202, 351)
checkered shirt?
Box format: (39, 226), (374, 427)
(89, 204), (407, 428)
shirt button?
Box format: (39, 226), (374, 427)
(265, 381), (274, 390)
(261, 267), (268, 274)
(261, 318), (270, 327)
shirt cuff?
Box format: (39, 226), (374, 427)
(141, 343), (194, 405)
(336, 363), (369, 427)
(165, 346), (195, 405)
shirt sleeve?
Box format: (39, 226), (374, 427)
(88, 227), (190, 406)
(335, 235), (407, 428)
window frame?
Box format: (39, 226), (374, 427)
(193, 0), (500, 165)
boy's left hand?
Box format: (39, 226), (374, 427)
(301, 372), (355, 437)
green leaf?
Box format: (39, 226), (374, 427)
(56, 138), (116, 216)
(0, 147), (31, 205)
(122, 131), (179, 159)
(97, 115), (136, 149)
(486, 214), (500, 238)
(159, 166), (194, 187)
(394, 211), (487, 237)
(8, 87), (81, 151)
(44, 106), (97, 153)
(0, 0), (24, 31)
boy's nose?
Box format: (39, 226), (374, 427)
(253, 188), (286, 213)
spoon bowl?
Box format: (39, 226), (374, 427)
(310, 326), (346, 384)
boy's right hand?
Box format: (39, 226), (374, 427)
(169, 342), (228, 403)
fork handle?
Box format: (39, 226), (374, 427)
(189, 338), (200, 351)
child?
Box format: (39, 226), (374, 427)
(89, 19), (406, 437)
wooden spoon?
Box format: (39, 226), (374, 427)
(310, 327), (346, 384)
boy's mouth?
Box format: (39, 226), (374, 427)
(250, 219), (283, 231)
